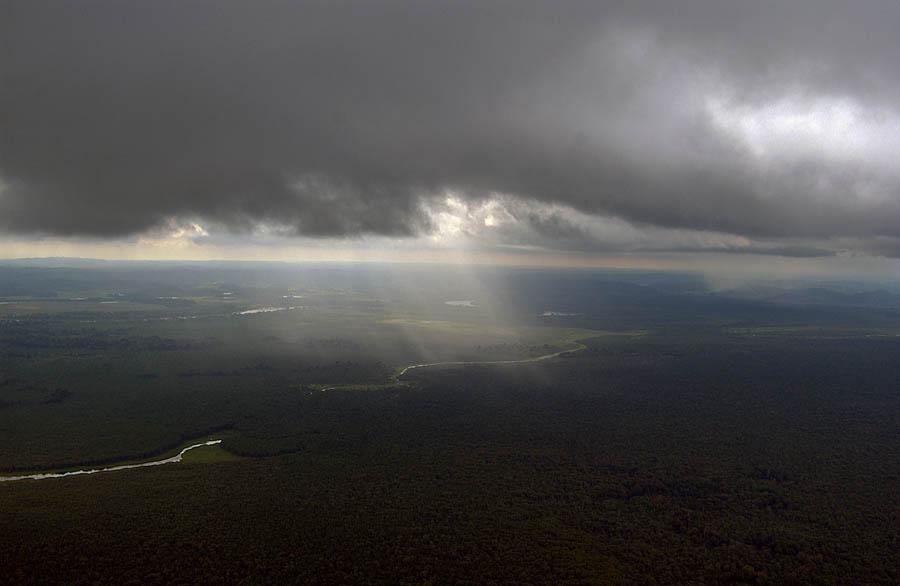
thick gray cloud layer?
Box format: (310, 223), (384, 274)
(3, 1), (900, 251)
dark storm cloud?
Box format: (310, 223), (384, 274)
(3, 1), (900, 245)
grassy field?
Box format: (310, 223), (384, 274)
(180, 443), (240, 464)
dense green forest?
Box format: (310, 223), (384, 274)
(1, 265), (899, 583)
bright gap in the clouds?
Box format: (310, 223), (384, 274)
(705, 94), (900, 168)
(424, 195), (517, 242)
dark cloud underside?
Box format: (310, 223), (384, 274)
(3, 1), (900, 247)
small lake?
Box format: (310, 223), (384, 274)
(445, 300), (477, 307)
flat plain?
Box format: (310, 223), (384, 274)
(1, 263), (898, 583)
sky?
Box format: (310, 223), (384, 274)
(4, 1), (900, 273)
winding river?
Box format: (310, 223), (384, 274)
(0, 439), (222, 483)
(318, 341), (586, 392)
(396, 344), (583, 378)
(1, 341), (590, 482)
